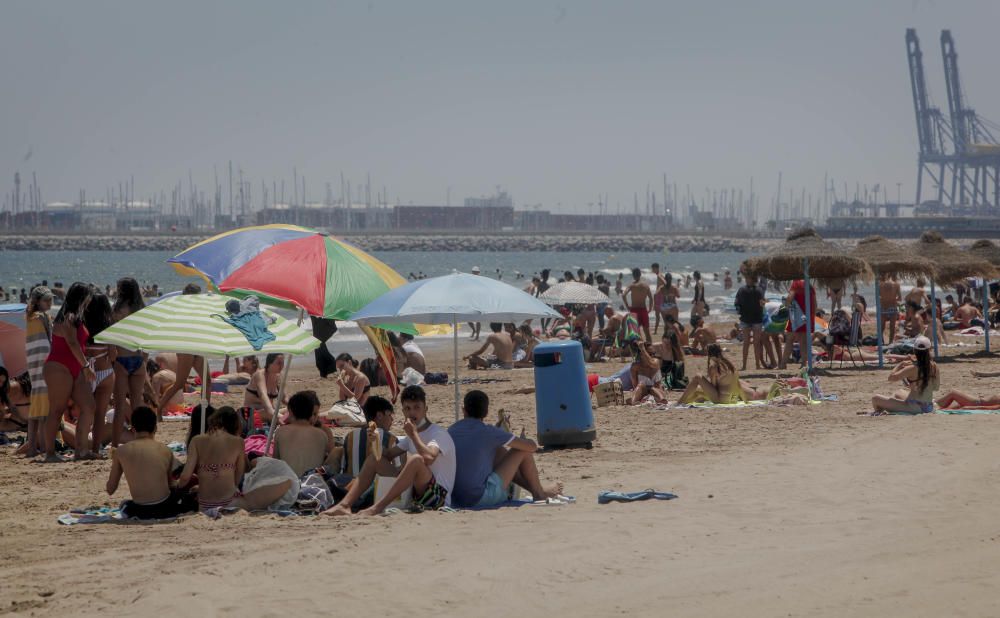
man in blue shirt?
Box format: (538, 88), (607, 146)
(448, 390), (563, 508)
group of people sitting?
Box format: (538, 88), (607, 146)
(106, 385), (563, 520)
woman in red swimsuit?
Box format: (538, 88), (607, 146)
(42, 283), (95, 462)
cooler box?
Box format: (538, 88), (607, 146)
(533, 340), (596, 448)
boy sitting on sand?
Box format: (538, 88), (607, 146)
(333, 395), (401, 480)
(448, 390), (562, 507)
(273, 390), (332, 477)
(324, 385), (455, 516)
(106, 406), (196, 519)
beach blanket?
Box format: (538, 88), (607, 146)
(57, 506), (186, 525)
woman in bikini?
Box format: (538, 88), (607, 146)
(242, 354), (284, 428)
(111, 278), (146, 446)
(678, 343), (765, 404)
(42, 282), (95, 462)
(80, 291), (116, 458)
(629, 342), (668, 404)
(19, 286), (54, 457)
(178, 407), (292, 513)
(659, 273), (681, 325)
(657, 315), (687, 390)
(0, 367), (31, 431)
(335, 353), (370, 407)
(870, 336), (939, 415)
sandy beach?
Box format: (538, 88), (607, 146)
(3, 333), (1000, 617)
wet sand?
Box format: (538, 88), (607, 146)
(3, 331), (1000, 616)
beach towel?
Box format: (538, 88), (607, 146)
(215, 296), (276, 351)
(25, 311), (51, 419)
(615, 314), (641, 349)
(936, 408), (1000, 415)
(598, 489), (677, 504)
(57, 506), (186, 525)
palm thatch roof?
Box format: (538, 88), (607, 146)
(912, 231), (997, 284)
(740, 228), (870, 283)
(853, 235), (936, 279)
(968, 239), (1000, 267)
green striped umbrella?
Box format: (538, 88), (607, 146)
(94, 294), (320, 357)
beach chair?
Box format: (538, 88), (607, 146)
(826, 309), (864, 368)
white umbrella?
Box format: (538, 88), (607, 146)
(538, 281), (611, 306)
(350, 272), (562, 419)
(96, 294), (320, 433)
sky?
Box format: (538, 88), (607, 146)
(2, 0), (1000, 213)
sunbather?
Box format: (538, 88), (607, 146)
(678, 344), (763, 404)
(869, 336), (939, 415)
(935, 390), (1000, 409)
(447, 390), (562, 507)
(106, 406), (196, 519)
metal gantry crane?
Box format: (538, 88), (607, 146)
(906, 28), (1000, 211)
(940, 29), (1000, 210)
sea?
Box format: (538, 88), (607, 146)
(1, 248), (896, 358)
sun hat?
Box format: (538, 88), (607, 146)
(913, 335), (932, 350)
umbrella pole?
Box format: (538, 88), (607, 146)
(804, 259), (813, 374)
(930, 282), (939, 359)
(875, 268), (884, 369)
(984, 281), (991, 353)
(453, 315), (460, 421)
(199, 360), (209, 435)
(264, 308), (304, 453)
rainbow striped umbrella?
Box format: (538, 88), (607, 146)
(168, 224), (409, 321)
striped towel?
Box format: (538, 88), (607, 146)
(25, 312), (51, 419)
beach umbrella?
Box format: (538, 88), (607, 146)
(741, 229), (870, 373)
(95, 294), (320, 433)
(853, 236), (936, 367)
(167, 224), (411, 320)
(912, 231), (997, 358)
(350, 272), (562, 419)
(538, 281), (611, 306)
(967, 239), (1000, 352)
(0, 304), (27, 376)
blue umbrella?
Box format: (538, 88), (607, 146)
(350, 272), (562, 418)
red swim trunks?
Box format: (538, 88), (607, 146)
(630, 307), (650, 329)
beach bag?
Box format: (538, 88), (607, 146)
(592, 380), (625, 407)
(400, 367), (424, 386)
(321, 399), (366, 427)
(374, 475), (412, 509)
(424, 372), (449, 385)
(764, 306), (789, 334)
(298, 473), (334, 511)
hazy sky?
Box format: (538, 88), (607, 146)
(2, 0), (999, 212)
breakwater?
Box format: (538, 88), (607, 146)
(0, 234), (775, 253)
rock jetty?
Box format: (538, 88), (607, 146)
(0, 234), (776, 253)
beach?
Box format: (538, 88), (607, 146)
(4, 331), (1000, 617)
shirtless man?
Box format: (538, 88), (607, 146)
(148, 360), (183, 413)
(689, 315), (717, 354)
(273, 391), (332, 477)
(651, 263), (666, 334)
(691, 271), (706, 318)
(623, 267), (653, 343)
(904, 277), (930, 309)
(902, 301), (925, 338)
(953, 298), (985, 329)
(879, 273), (902, 343)
(106, 406), (195, 519)
(466, 323), (514, 369)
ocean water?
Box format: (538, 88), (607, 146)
(2, 248), (898, 351)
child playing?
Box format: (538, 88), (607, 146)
(106, 406), (196, 519)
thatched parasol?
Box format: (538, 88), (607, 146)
(968, 239), (1000, 267)
(853, 236), (937, 367)
(741, 228), (871, 283)
(966, 239), (1000, 353)
(911, 231), (997, 357)
(854, 235), (936, 279)
(741, 229), (870, 374)
(912, 231), (996, 284)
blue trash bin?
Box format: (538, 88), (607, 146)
(533, 340), (596, 448)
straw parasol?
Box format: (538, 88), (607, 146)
(741, 228), (871, 284)
(912, 231), (995, 285)
(911, 231), (997, 357)
(853, 236), (936, 367)
(967, 239), (1000, 352)
(741, 228), (870, 373)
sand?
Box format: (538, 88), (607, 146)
(3, 333), (1000, 617)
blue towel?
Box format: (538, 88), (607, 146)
(598, 489), (678, 504)
(217, 308), (276, 350)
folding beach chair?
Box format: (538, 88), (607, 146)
(826, 309), (864, 368)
